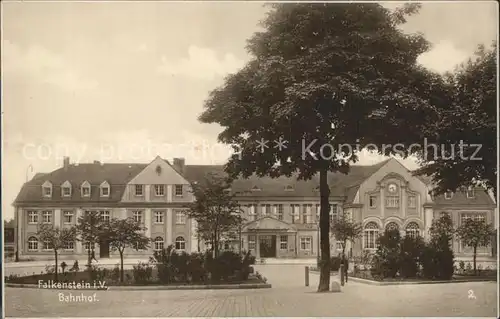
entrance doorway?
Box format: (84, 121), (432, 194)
(99, 240), (110, 258)
(259, 235), (276, 258)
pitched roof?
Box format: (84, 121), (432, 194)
(15, 163), (147, 203)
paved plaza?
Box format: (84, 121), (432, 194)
(4, 264), (497, 317)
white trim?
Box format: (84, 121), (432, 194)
(100, 181), (110, 197)
(63, 210), (74, 224)
(61, 181), (72, 197)
(154, 184), (165, 196)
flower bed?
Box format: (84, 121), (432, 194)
(5, 247), (270, 288)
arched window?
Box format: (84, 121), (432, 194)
(175, 236), (186, 250)
(363, 222), (379, 250)
(154, 237), (164, 251)
(385, 222), (399, 231)
(28, 236), (38, 251)
(405, 222), (420, 238)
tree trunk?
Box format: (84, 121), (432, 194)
(317, 167), (331, 292)
(214, 231), (219, 259)
(54, 250), (59, 282)
(119, 250), (124, 282)
(473, 246), (477, 275)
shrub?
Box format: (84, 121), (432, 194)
(171, 251), (191, 282)
(45, 265), (55, 274)
(466, 262), (473, 271)
(89, 265), (108, 282)
(420, 242), (454, 280)
(132, 262), (153, 284)
(150, 245), (175, 284)
(459, 260), (465, 271)
(187, 253), (206, 283)
(369, 255), (384, 280)
(110, 264), (120, 283)
(241, 251), (256, 280)
(69, 261), (79, 272)
(373, 229), (401, 278)
(399, 236), (424, 278)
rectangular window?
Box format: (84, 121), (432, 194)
(280, 235), (288, 250)
(300, 237), (312, 251)
(330, 204), (338, 224)
(101, 187), (109, 197)
(291, 204), (300, 223)
(63, 241), (74, 251)
(43, 240), (53, 251)
(364, 230), (379, 249)
(133, 211), (142, 223)
(100, 210), (110, 222)
(461, 213), (486, 224)
(28, 211), (38, 224)
(466, 188), (475, 198)
(154, 184), (165, 196)
(408, 195), (416, 208)
(276, 204), (283, 220)
(444, 191), (453, 199)
(248, 205), (256, 221)
(63, 211), (73, 224)
(302, 204), (312, 223)
(42, 211), (52, 224)
(261, 204), (270, 216)
(62, 187), (71, 197)
(154, 211), (164, 224)
(135, 184), (144, 196)
(385, 196), (399, 208)
(174, 185), (183, 196)
(82, 187), (90, 197)
(369, 196), (377, 208)
(43, 186), (52, 197)
(175, 210), (186, 224)
(248, 235), (256, 250)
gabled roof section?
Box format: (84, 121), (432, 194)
(61, 180), (72, 188)
(127, 156), (189, 185)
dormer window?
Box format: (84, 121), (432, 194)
(251, 186), (261, 191)
(42, 181), (52, 198)
(284, 185), (294, 191)
(61, 181), (72, 197)
(81, 181), (91, 197)
(444, 191), (453, 199)
(466, 187), (475, 199)
(100, 181), (110, 197)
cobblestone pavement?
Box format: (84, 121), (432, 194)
(5, 265), (497, 317)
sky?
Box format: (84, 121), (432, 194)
(2, 1), (498, 220)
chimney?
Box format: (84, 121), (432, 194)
(94, 160), (101, 165)
(63, 157), (70, 169)
(173, 158), (185, 174)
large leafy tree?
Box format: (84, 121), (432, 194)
(36, 224), (77, 281)
(200, 3), (441, 291)
(186, 173), (244, 258)
(415, 42), (497, 196)
(106, 217), (150, 282)
(455, 218), (494, 274)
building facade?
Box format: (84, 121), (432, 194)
(13, 157), (497, 261)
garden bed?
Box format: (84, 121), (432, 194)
(349, 269), (496, 285)
(5, 270), (269, 289)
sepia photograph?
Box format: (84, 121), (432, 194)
(1, 0), (498, 317)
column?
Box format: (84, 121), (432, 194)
(379, 184), (385, 217)
(166, 208), (173, 246)
(424, 207), (433, 240)
(75, 208), (83, 253)
(54, 209), (61, 228)
(145, 185), (151, 201)
(17, 207), (23, 255)
(191, 219), (198, 253)
(145, 208), (151, 238)
(256, 234), (260, 258)
(167, 185), (173, 202)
